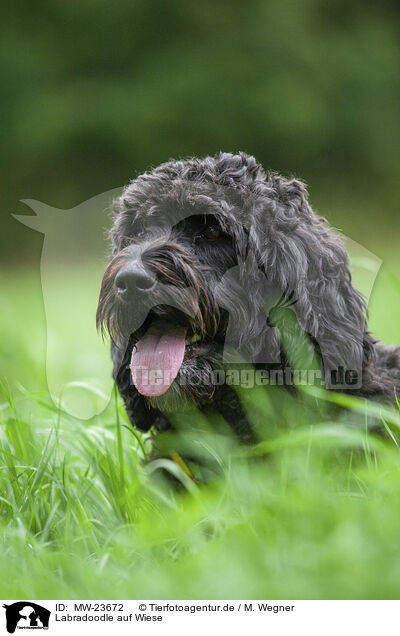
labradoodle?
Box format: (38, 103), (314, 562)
(97, 152), (400, 438)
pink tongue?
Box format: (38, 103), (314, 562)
(130, 321), (187, 396)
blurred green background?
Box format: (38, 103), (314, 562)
(2, 0), (400, 266)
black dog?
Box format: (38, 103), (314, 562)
(97, 152), (400, 438)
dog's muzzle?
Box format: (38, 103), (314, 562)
(98, 237), (215, 401)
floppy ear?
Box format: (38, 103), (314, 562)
(253, 175), (369, 388)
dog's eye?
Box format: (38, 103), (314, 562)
(202, 225), (221, 240)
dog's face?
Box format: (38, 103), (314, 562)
(97, 152), (371, 424)
(97, 205), (246, 410)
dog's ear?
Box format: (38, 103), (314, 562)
(253, 174), (368, 387)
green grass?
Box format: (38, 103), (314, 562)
(0, 259), (400, 600)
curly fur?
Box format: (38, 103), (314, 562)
(97, 152), (400, 437)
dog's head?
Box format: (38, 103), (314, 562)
(97, 152), (370, 412)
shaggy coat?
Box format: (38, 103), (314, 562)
(97, 152), (400, 436)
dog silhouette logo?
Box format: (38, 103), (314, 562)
(2, 602), (51, 633)
(14, 189), (121, 420)
(14, 187), (382, 420)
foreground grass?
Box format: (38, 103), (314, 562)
(1, 380), (400, 600)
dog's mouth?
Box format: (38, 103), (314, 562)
(129, 313), (213, 397)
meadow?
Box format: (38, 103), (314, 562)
(2, 0), (400, 603)
(0, 254), (400, 600)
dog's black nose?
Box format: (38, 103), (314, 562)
(115, 265), (156, 299)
